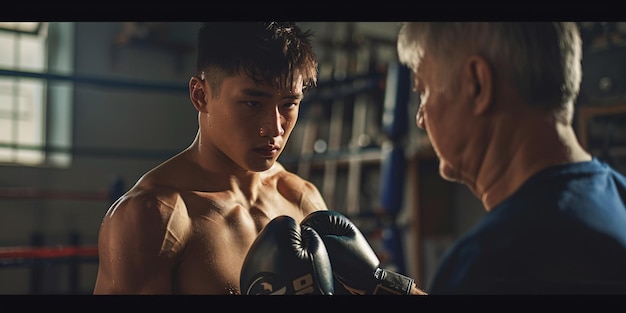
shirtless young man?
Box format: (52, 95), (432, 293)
(93, 22), (326, 295)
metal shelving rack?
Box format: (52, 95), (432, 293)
(279, 22), (413, 275)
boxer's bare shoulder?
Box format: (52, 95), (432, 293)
(265, 162), (329, 218)
(110, 182), (192, 252)
(94, 180), (192, 294)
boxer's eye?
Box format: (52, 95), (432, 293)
(244, 101), (261, 108)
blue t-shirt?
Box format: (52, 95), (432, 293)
(429, 158), (626, 294)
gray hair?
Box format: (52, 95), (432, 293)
(397, 22), (582, 113)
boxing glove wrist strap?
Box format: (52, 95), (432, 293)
(372, 268), (414, 295)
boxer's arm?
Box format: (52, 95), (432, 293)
(94, 190), (189, 294)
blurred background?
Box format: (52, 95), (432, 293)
(0, 21), (624, 294)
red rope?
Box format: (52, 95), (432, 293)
(0, 246), (98, 259)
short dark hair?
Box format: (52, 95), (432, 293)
(196, 22), (318, 95)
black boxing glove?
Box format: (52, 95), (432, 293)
(240, 215), (334, 295)
(301, 210), (414, 295)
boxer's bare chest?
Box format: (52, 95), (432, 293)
(174, 187), (306, 294)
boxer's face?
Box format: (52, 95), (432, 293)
(412, 51), (475, 184)
(198, 72), (303, 172)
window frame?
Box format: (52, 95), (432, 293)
(0, 22), (74, 168)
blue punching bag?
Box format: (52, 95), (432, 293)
(379, 145), (408, 273)
(380, 145), (406, 215)
(379, 61), (411, 275)
(382, 62), (411, 140)
(380, 61), (411, 215)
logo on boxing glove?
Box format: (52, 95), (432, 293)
(239, 215), (335, 295)
(244, 272), (317, 295)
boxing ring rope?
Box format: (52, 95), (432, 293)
(0, 241), (99, 294)
(0, 245), (98, 267)
(0, 69), (189, 94)
(0, 186), (121, 261)
(0, 182), (119, 293)
(0, 68), (383, 103)
(0, 176), (122, 271)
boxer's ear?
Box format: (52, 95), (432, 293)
(464, 55), (493, 116)
(189, 76), (209, 113)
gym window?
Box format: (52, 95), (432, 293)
(0, 22), (74, 167)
